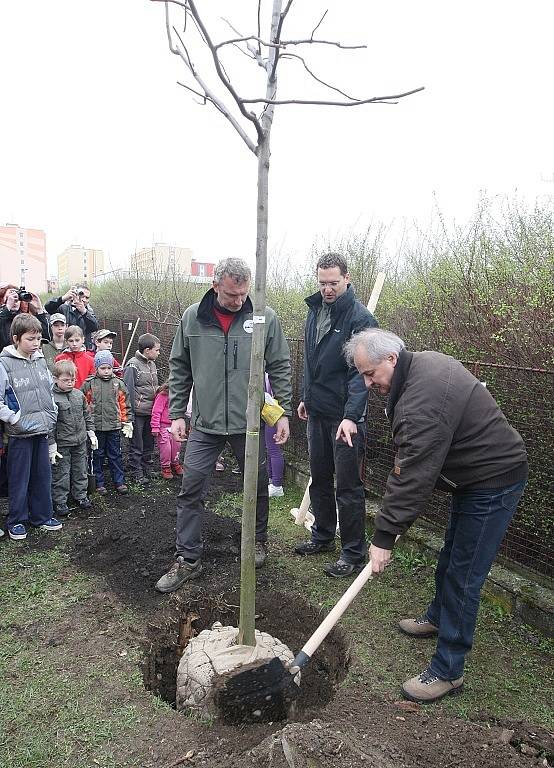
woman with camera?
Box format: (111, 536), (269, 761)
(0, 284), (51, 352)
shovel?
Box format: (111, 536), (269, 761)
(215, 558), (376, 721)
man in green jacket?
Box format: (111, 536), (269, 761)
(156, 258), (292, 592)
(344, 328), (528, 704)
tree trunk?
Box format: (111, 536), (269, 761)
(238, 0), (283, 647)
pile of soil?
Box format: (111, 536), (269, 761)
(64, 470), (551, 768)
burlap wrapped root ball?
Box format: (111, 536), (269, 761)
(176, 621), (299, 717)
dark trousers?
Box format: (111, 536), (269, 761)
(128, 414), (154, 478)
(308, 415), (367, 564)
(51, 442), (88, 507)
(426, 480), (526, 680)
(93, 430), (125, 488)
(175, 427), (269, 561)
(6, 435), (53, 527)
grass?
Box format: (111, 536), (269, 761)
(214, 485), (554, 727)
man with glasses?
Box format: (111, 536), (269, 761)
(294, 252), (377, 577)
(45, 286), (98, 349)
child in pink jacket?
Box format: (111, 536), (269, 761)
(151, 382), (183, 480)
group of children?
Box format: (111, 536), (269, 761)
(0, 313), (181, 541)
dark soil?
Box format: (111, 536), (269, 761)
(48, 469), (552, 767)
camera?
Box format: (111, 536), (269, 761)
(71, 286), (86, 298)
(17, 286), (33, 302)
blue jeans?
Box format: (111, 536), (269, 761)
(93, 430), (125, 488)
(6, 435), (54, 527)
(426, 480), (526, 680)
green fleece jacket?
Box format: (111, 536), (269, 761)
(169, 289), (292, 435)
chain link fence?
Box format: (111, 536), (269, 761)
(102, 319), (553, 580)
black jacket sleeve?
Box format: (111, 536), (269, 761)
(343, 307), (378, 422)
(44, 296), (64, 314)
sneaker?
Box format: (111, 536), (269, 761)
(231, 466), (241, 475)
(8, 523), (27, 541)
(96, 486), (107, 496)
(155, 557), (202, 593)
(402, 668), (464, 704)
(323, 559), (365, 578)
(268, 483), (284, 497)
(171, 462), (184, 476)
(255, 541), (268, 568)
(77, 497), (92, 509)
(116, 484), (129, 495)
(398, 616), (439, 638)
(161, 467), (173, 480)
(54, 505), (70, 517)
(39, 517), (63, 532)
(215, 461), (225, 472)
(294, 540), (336, 556)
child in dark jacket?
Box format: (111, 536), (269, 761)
(151, 382), (183, 480)
(123, 333), (160, 484)
(81, 350), (132, 495)
(51, 359), (97, 516)
(56, 325), (95, 388)
(0, 313), (62, 540)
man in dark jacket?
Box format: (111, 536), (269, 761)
(294, 253), (377, 577)
(345, 327), (528, 703)
(45, 287), (98, 349)
(155, 257), (292, 593)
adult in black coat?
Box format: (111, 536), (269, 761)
(0, 284), (50, 352)
(294, 253), (377, 577)
(44, 286), (98, 349)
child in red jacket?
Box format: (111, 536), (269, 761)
(55, 325), (95, 388)
(151, 382), (183, 480)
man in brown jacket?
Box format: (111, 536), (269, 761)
(344, 328), (528, 704)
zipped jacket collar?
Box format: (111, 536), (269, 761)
(305, 283), (356, 319)
(386, 348), (413, 423)
(196, 288), (253, 328)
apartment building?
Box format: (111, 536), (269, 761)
(57, 245), (104, 287)
(0, 223), (47, 293)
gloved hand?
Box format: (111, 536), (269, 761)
(49, 442), (63, 465)
(121, 422), (133, 439)
(87, 430), (98, 451)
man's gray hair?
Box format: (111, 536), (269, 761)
(214, 257), (251, 284)
(343, 328), (406, 366)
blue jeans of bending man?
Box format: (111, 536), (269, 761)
(307, 415), (367, 565)
(175, 427), (269, 562)
(425, 480), (526, 680)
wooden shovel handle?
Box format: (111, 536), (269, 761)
(300, 560), (374, 660)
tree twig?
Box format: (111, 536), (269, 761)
(310, 9), (328, 39)
(280, 37), (366, 49)
(280, 51), (360, 101)
(241, 86), (424, 106)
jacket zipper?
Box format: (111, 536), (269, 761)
(439, 473), (458, 489)
(233, 340), (238, 370)
(224, 338), (229, 433)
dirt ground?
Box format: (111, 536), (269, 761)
(45, 466), (550, 768)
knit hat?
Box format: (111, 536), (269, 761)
(94, 350), (114, 368)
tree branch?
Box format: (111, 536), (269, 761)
(310, 9), (328, 39)
(162, 6), (257, 154)
(186, 0), (264, 143)
(280, 51), (360, 101)
(220, 20), (269, 70)
(280, 38), (366, 49)
(241, 86), (424, 106)
(269, 0), (295, 83)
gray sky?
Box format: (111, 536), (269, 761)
(1, 1), (553, 277)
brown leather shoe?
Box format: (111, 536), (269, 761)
(398, 616), (439, 638)
(402, 668), (463, 703)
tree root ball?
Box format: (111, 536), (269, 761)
(176, 621), (298, 718)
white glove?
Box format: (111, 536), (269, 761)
(87, 430), (98, 451)
(121, 422), (133, 439)
(49, 442), (63, 465)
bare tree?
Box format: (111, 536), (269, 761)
(152, 0), (423, 646)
